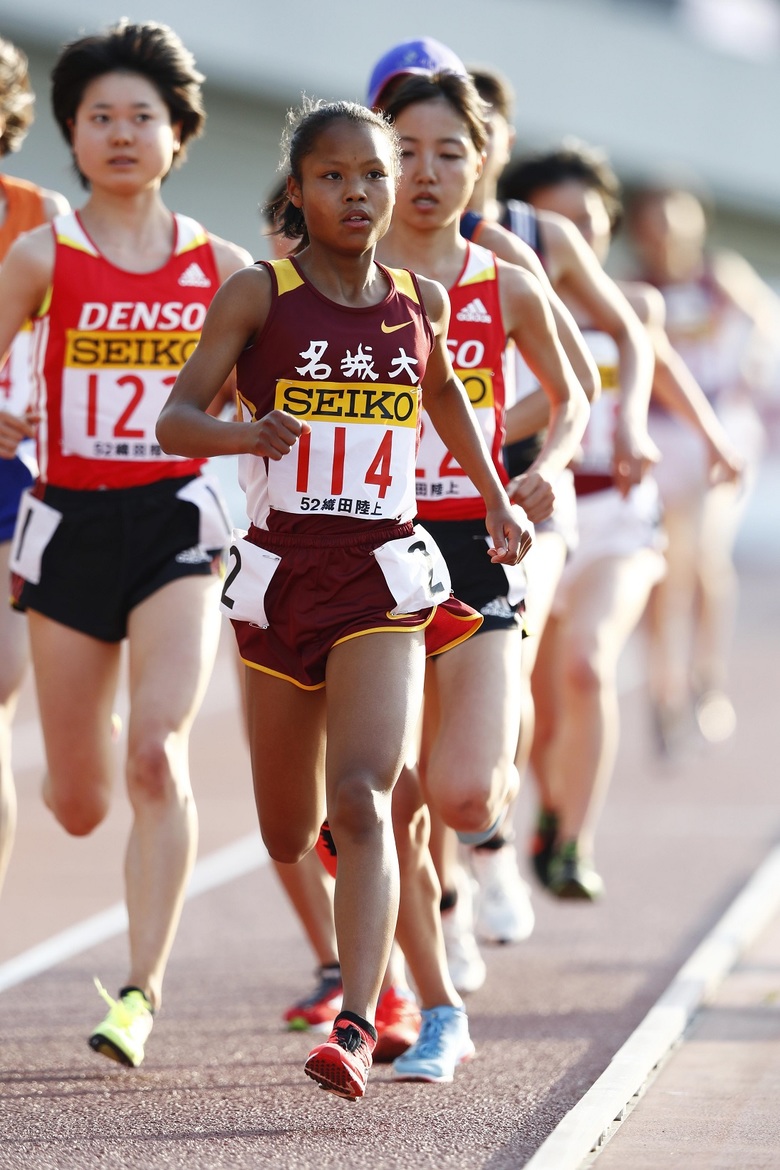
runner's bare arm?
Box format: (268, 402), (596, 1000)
(202, 235), (254, 416)
(501, 263), (589, 467)
(545, 213), (658, 493)
(500, 262), (589, 521)
(156, 265), (308, 460)
(0, 227), (55, 366)
(476, 218), (600, 403)
(419, 276), (531, 565)
(0, 227), (55, 457)
(711, 249), (780, 398)
(209, 234), (254, 284)
(623, 282), (742, 484)
(41, 189), (71, 219)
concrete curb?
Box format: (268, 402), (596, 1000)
(523, 842), (780, 1170)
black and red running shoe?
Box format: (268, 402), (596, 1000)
(283, 965), (342, 1032)
(530, 808), (559, 889)
(315, 820), (338, 878)
(304, 1013), (377, 1100)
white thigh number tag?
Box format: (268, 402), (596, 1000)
(176, 475), (233, 551)
(374, 525), (451, 616)
(498, 555), (527, 608)
(9, 490), (63, 585)
(219, 531), (281, 626)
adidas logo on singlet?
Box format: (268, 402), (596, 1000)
(178, 262), (212, 288)
(480, 596), (515, 619)
(175, 545), (213, 565)
(456, 298), (492, 324)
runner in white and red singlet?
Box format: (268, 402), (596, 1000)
(503, 143), (741, 898)
(627, 185), (774, 748)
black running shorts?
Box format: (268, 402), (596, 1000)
(423, 516), (525, 634)
(11, 474), (226, 642)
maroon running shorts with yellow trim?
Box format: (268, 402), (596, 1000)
(230, 517), (481, 690)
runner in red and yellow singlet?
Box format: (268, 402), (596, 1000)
(0, 22), (251, 1068)
(372, 71), (588, 1076)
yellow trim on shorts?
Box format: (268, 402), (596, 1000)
(239, 606), (482, 689)
(331, 612), (435, 652)
(240, 657), (326, 691)
(238, 614), (434, 692)
(429, 610), (484, 656)
(332, 605), (483, 656)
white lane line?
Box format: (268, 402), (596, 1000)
(0, 833), (268, 994)
(524, 843), (780, 1170)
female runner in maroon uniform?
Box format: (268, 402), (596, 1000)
(0, 22), (251, 1066)
(157, 97), (529, 1101)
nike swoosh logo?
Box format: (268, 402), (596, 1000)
(381, 319), (412, 333)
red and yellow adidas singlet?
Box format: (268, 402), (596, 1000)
(0, 176), (47, 417)
(29, 211), (218, 489)
(236, 258), (434, 530)
(415, 243), (509, 521)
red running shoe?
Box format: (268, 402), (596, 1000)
(304, 1013), (376, 1100)
(315, 820), (338, 878)
(373, 987), (421, 1062)
(283, 965), (343, 1032)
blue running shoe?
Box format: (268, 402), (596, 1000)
(392, 1004), (475, 1083)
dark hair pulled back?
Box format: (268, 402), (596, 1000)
(501, 139), (624, 234)
(275, 97), (400, 251)
(383, 71), (489, 154)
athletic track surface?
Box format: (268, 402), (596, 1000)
(1, 458), (778, 1169)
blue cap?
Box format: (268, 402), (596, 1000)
(366, 37), (468, 108)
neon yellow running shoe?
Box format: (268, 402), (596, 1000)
(89, 978), (154, 1067)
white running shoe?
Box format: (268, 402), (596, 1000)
(441, 867), (486, 994)
(471, 843), (535, 944)
(695, 690), (737, 745)
(392, 1004), (475, 1082)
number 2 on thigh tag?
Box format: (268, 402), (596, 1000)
(220, 543), (242, 611)
(408, 538), (446, 597)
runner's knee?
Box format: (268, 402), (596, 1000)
(328, 775), (389, 847)
(126, 734), (183, 806)
(436, 787), (502, 838)
(563, 646), (601, 694)
(48, 785), (109, 836)
(262, 829), (317, 866)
